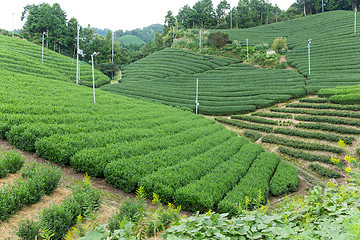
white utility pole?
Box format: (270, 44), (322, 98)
(12, 13), (15, 38)
(199, 28), (202, 53)
(308, 39), (311, 76)
(230, 10), (233, 29)
(42, 32), (45, 63)
(173, 26), (175, 38)
(76, 24), (80, 85)
(246, 39), (249, 60)
(91, 52), (99, 104)
(195, 78), (199, 114)
(322, 0), (324, 13)
(355, 7), (357, 34)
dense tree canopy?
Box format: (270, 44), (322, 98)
(174, 0), (359, 30)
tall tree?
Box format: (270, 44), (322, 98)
(193, 0), (216, 28)
(216, 0), (231, 26)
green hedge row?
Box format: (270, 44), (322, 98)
(244, 130), (262, 141)
(104, 129), (235, 193)
(262, 135), (343, 154)
(218, 152), (280, 215)
(71, 124), (221, 177)
(273, 127), (353, 144)
(294, 115), (360, 128)
(296, 122), (360, 135)
(232, 115), (279, 125)
(270, 161), (298, 197)
(173, 143), (264, 212)
(274, 106), (360, 119)
(278, 146), (333, 165)
(286, 102), (360, 111)
(0, 162), (61, 221)
(215, 117), (273, 133)
(309, 164), (343, 179)
(329, 93), (360, 105)
(252, 111), (293, 119)
(140, 136), (249, 203)
(299, 98), (329, 103)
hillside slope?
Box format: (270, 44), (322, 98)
(222, 10), (360, 93)
(102, 48), (305, 115)
(0, 38), (298, 212)
(102, 11), (359, 115)
(0, 34), (109, 87)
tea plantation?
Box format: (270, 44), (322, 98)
(102, 49), (305, 115)
(0, 34), (297, 213)
(102, 10), (360, 115)
(0, 34), (109, 87)
(224, 10), (360, 93)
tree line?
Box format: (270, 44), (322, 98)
(164, 0), (360, 30)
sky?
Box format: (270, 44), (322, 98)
(0, 0), (295, 32)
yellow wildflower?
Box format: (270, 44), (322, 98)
(338, 139), (345, 148)
(345, 155), (355, 163)
(330, 156), (340, 164)
(345, 166), (352, 173)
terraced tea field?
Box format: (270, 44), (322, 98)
(0, 33), (298, 221)
(102, 48), (305, 115)
(223, 10), (360, 93)
(103, 11), (360, 115)
(0, 34), (109, 87)
(216, 95), (360, 182)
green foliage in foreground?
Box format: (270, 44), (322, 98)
(164, 183), (360, 240)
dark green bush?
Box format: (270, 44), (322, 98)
(278, 146), (333, 164)
(309, 164), (343, 178)
(244, 130), (262, 141)
(1, 150), (24, 173)
(16, 219), (40, 240)
(270, 161), (298, 196)
(208, 32), (230, 49)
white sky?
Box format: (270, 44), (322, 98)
(0, 0), (295, 31)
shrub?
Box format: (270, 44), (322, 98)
(244, 130), (262, 141)
(208, 32), (230, 49)
(1, 150), (24, 173)
(270, 161), (298, 196)
(39, 198), (78, 240)
(271, 37), (287, 51)
(71, 174), (100, 217)
(108, 198), (145, 232)
(17, 219), (40, 240)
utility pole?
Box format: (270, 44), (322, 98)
(322, 0), (324, 13)
(308, 39), (311, 76)
(12, 13), (15, 38)
(246, 39), (249, 60)
(91, 52), (99, 104)
(42, 32), (45, 63)
(76, 24), (80, 85)
(355, 7), (357, 34)
(195, 78), (199, 114)
(199, 28), (202, 53)
(230, 10), (233, 29)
